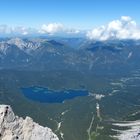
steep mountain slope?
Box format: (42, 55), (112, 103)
(80, 39), (140, 73)
(1, 37), (140, 76)
(0, 105), (59, 140)
(0, 38), (140, 73)
(0, 38), (93, 71)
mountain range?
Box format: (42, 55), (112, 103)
(0, 37), (140, 74)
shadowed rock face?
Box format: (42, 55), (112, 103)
(0, 105), (59, 140)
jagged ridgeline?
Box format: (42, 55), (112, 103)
(1, 38), (140, 73)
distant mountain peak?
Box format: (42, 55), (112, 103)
(7, 38), (41, 53)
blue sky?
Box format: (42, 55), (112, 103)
(0, 0), (140, 29)
(0, 0), (140, 40)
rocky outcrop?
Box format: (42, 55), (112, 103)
(113, 121), (140, 140)
(0, 105), (59, 140)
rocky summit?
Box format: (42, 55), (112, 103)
(0, 105), (59, 140)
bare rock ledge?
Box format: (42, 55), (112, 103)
(0, 105), (59, 140)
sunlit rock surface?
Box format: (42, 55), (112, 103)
(0, 105), (59, 140)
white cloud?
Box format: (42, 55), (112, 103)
(0, 25), (36, 35)
(39, 23), (64, 34)
(0, 23), (81, 36)
(121, 16), (132, 22)
(0, 25), (12, 34)
(13, 26), (29, 35)
(0, 16), (139, 39)
(39, 23), (81, 35)
(87, 16), (140, 40)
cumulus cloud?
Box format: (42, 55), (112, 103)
(1, 16), (139, 39)
(39, 23), (64, 34)
(13, 26), (29, 35)
(87, 16), (140, 40)
(0, 23), (81, 36)
(0, 25), (12, 34)
(39, 23), (81, 35)
(0, 25), (36, 35)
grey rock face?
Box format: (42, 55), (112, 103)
(0, 105), (59, 140)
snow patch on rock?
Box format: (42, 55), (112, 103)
(113, 120), (140, 140)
